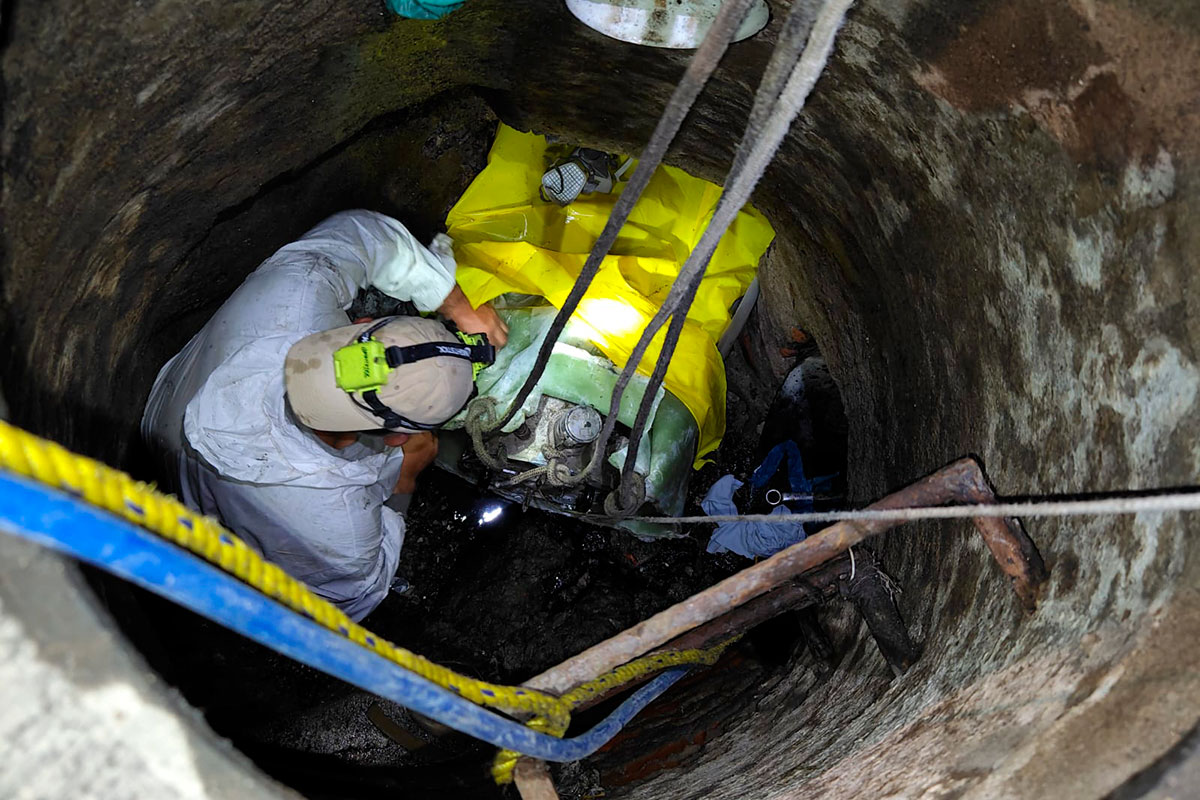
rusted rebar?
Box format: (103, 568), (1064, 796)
(957, 464), (1048, 612)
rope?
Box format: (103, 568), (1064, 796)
(491, 636), (739, 783)
(613, 0), (851, 510)
(478, 0), (762, 438)
(0, 420), (566, 726)
(0, 469), (713, 765)
(609, 491), (1200, 526)
(0, 419), (734, 751)
(464, 395), (509, 471)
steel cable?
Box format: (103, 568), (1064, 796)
(608, 0), (855, 513)
(472, 0), (761, 442)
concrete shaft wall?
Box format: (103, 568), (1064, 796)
(2, 1), (1198, 797)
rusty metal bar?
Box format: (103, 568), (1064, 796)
(658, 579), (825, 654)
(566, 549), (888, 716)
(957, 466), (1048, 612)
(569, 573), (829, 715)
(513, 758), (560, 800)
(525, 457), (1046, 695)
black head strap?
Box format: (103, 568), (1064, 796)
(348, 317), (493, 431)
(384, 341), (495, 368)
(358, 391), (440, 431)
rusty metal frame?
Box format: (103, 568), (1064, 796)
(513, 456), (1047, 797)
(527, 457), (1046, 695)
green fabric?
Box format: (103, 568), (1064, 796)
(441, 304), (697, 527)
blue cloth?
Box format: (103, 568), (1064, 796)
(750, 440), (838, 497)
(704, 442), (837, 559)
(386, 0), (464, 19)
(703, 475), (806, 559)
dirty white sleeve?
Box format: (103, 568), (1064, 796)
(182, 457), (406, 623)
(272, 209), (457, 313)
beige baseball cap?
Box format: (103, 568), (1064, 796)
(284, 316), (475, 432)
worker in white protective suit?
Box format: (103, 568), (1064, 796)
(141, 210), (508, 621)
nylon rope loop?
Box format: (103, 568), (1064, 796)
(482, 0), (761, 439)
(497, 0), (857, 500)
(731, 0), (822, 178)
(616, 0), (826, 496)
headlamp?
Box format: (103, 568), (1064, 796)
(333, 339), (393, 393)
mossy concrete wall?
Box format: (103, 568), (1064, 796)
(2, 0), (1198, 798)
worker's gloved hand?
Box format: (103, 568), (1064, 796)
(393, 431), (439, 495)
(438, 285), (509, 348)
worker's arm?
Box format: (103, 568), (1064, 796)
(364, 432), (436, 516)
(331, 432), (437, 514)
(438, 286), (508, 347)
(272, 210), (507, 345)
(274, 210), (457, 312)
(392, 432), (438, 496)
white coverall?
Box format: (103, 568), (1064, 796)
(141, 210), (457, 621)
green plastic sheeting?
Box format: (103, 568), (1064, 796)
(439, 302), (697, 536)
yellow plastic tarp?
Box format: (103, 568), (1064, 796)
(446, 124), (775, 466)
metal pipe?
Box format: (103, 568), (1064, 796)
(514, 758), (560, 800)
(525, 457), (1046, 695)
(717, 276), (759, 358)
(763, 489), (846, 506)
(765, 489), (814, 505)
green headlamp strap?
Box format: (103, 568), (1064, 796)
(448, 331), (494, 380)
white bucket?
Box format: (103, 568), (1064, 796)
(565, 0), (771, 49)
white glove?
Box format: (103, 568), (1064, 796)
(429, 233), (457, 272)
